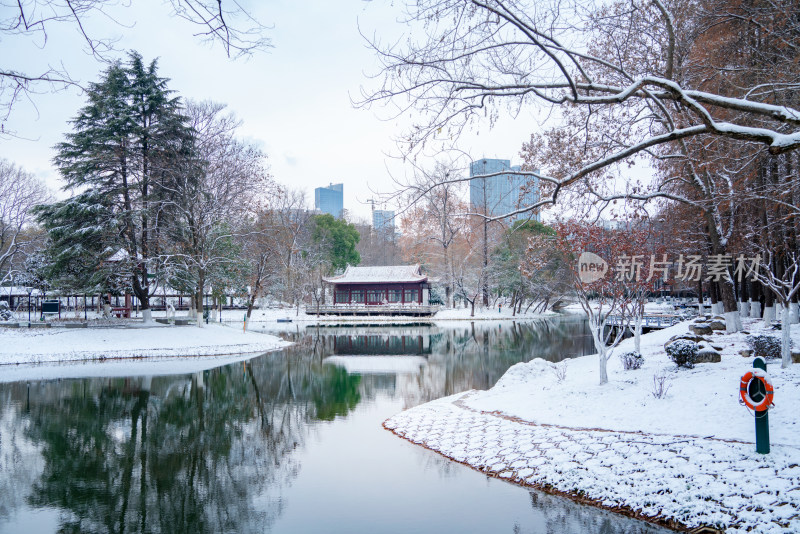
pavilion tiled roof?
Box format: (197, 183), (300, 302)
(323, 265), (427, 284)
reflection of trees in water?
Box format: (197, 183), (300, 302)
(5, 350), (362, 534)
(299, 318), (594, 410)
(0, 399), (43, 523)
(414, 318), (594, 405)
(523, 491), (669, 534)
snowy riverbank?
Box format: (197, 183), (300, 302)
(0, 322), (290, 371)
(384, 317), (800, 533)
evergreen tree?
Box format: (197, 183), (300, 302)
(42, 52), (191, 320)
(311, 214), (360, 273)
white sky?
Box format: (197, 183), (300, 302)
(1, 0), (544, 223)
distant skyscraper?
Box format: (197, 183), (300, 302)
(315, 183), (344, 218)
(469, 158), (540, 222)
(372, 210), (395, 232)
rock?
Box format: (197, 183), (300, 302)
(708, 320), (726, 331)
(664, 334), (706, 352)
(689, 324), (713, 335)
(740, 349), (753, 358)
(696, 349), (722, 363)
(711, 344), (724, 351)
(694, 318), (707, 323)
(793, 351), (800, 364)
(667, 333), (705, 343)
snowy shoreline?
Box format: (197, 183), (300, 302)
(0, 322), (290, 381)
(384, 317), (800, 533)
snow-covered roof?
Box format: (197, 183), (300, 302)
(323, 265), (427, 284)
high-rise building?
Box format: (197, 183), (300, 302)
(469, 159), (540, 222)
(372, 210), (395, 233)
(314, 183), (344, 218)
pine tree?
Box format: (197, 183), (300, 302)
(43, 51), (191, 321)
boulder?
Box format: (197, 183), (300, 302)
(664, 334), (706, 352)
(793, 351), (800, 364)
(708, 320), (726, 331)
(696, 349), (722, 363)
(689, 324), (713, 335)
(740, 349), (753, 358)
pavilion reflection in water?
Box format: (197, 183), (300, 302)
(332, 333), (431, 356)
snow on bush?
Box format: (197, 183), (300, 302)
(665, 339), (698, 369)
(618, 351), (643, 370)
(746, 334), (788, 360)
(0, 301), (12, 321)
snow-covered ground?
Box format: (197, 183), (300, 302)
(0, 322), (290, 370)
(385, 317), (800, 533)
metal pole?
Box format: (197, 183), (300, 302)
(753, 356), (770, 454)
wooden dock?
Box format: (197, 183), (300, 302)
(306, 304), (439, 317)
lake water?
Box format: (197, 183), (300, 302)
(0, 317), (672, 533)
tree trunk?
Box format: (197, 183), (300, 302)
(195, 273), (204, 328)
(739, 275), (750, 318)
(781, 303), (793, 368)
(750, 281), (762, 318)
(697, 279), (704, 315)
(763, 287), (776, 323)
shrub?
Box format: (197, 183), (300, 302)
(652, 373), (671, 399)
(619, 351), (644, 370)
(666, 339), (698, 369)
(746, 334), (786, 360)
(0, 301), (12, 321)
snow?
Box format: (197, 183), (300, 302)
(323, 264), (427, 284)
(0, 322), (290, 371)
(384, 317), (800, 532)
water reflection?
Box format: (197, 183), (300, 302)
(0, 318), (668, 534)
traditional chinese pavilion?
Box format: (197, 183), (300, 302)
(309, 265), (437, 316)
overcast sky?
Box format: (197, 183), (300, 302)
(2, 0), (544, 222)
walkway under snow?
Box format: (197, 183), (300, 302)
(386, 392), (799, 533)
(385, 318), (800, 533)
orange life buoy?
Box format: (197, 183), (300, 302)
(740, 370), (774, 411)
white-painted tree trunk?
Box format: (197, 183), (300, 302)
(589, 319), (609, 385)
(763, 306), (776, 323)
(142, 308), (152, 323)
(634, 313), (642, 354)
(725, 310), (741, 333)
(196, 305), (204, 328)
(103, 303), (111, 318)
(740, 301), (750, 318)
(789, 302), (799, 324)
(750, 299), (761, 318)
(781, 304), (793, 368)
(141, 375), (152, 392)
(698, 301), (704, 315)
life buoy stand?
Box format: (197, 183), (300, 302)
(740, 370), (774, 411)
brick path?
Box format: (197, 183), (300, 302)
(384, 392), (800, 534)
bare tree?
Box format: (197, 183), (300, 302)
(360, 0), (800, 332)
(1, 0), (271, 134)
(0, 159), (49, 284)
(400, 162), (468, 307)
(166, 100), (271, 326)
